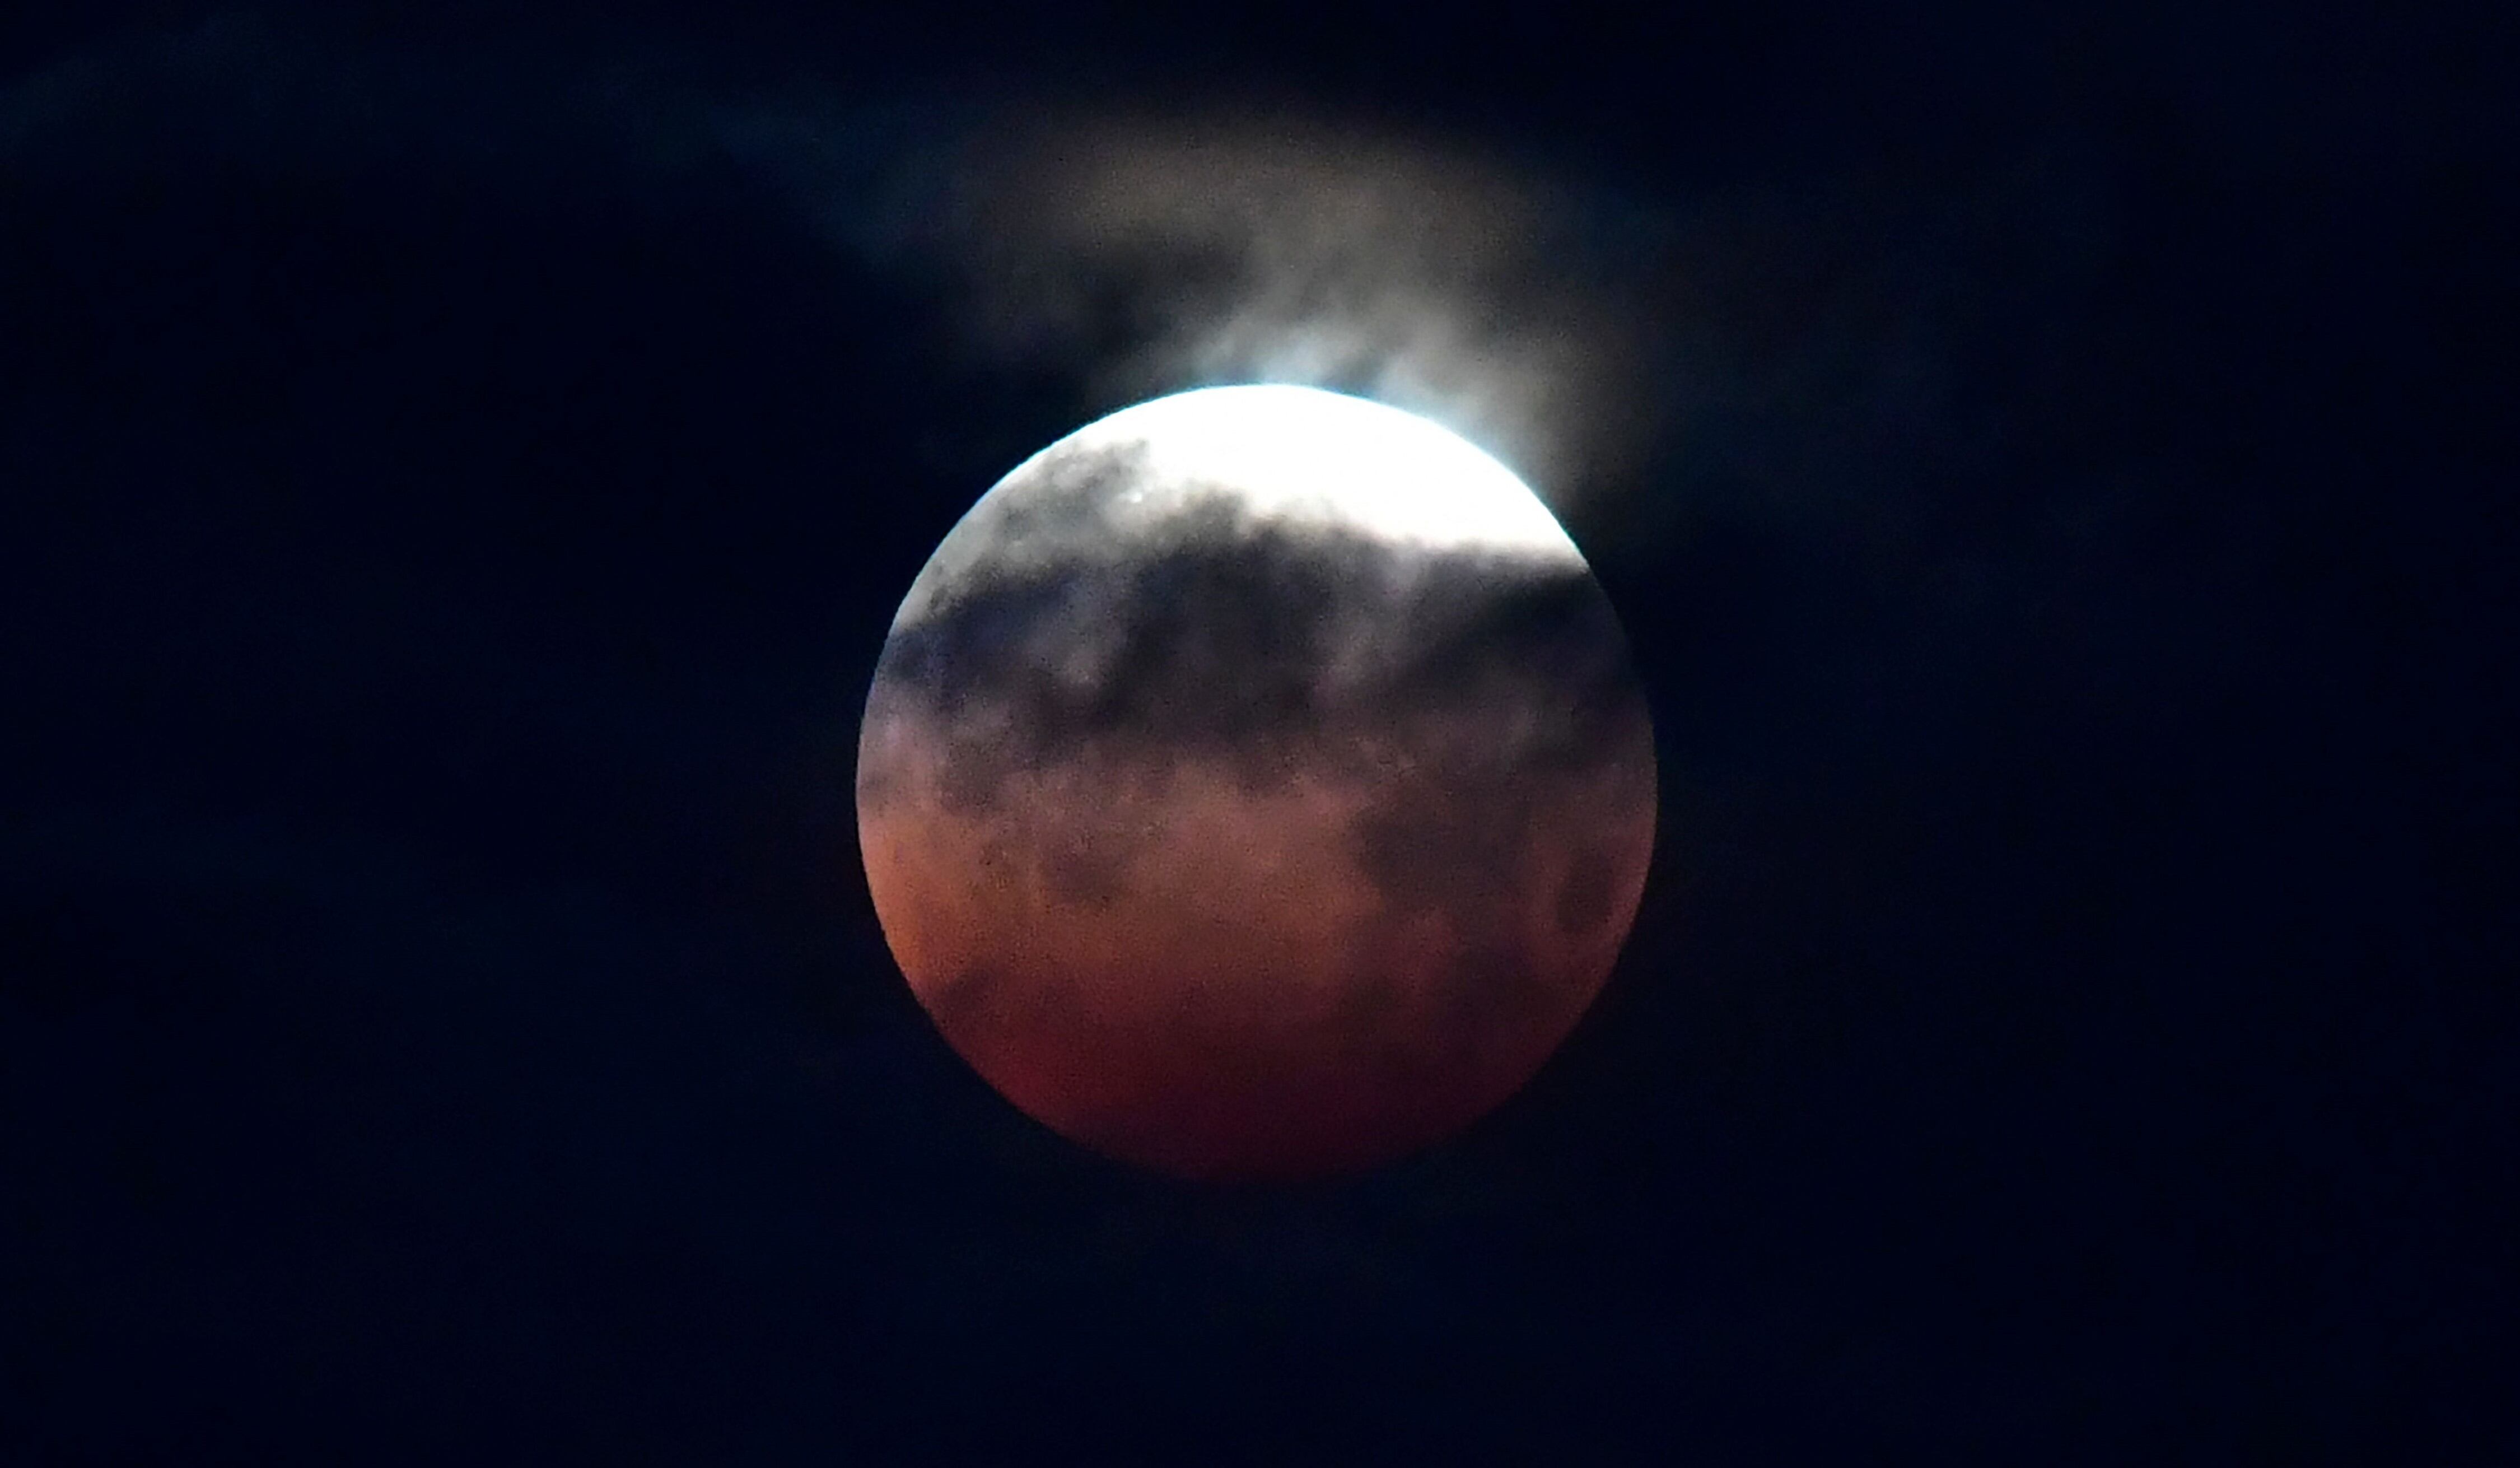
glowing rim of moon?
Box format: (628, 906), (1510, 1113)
(1073, 384), (1578, 557)
(889, 385), (1587, 631)
(1084, 383), (1572, 554)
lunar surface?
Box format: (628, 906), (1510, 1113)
(857, 386), (1655, 1180)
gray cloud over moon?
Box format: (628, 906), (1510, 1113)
(864, 439), (1646, 812)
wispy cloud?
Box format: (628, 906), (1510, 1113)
(721, 94), (1677, 511)
(4, 16), (2118, 566)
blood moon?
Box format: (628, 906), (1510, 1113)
(856, 386), (1655, 1180)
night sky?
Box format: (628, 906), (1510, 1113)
(3, 2), (2508, 1461)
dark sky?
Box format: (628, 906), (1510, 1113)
(2, 2), (2508, 1461)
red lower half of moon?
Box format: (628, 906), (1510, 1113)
(857, 740), (1654, 1180)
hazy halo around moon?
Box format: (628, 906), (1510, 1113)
(858, 385), (1656, 1181)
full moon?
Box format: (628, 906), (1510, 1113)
(857, 385), (1656, 1180)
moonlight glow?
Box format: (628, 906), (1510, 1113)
(1072, 387), (1579, 555)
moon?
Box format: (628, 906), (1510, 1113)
(856, 385), (1656, 1180)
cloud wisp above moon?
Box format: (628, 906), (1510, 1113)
(797, 100), (1674, 514)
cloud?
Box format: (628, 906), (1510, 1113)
(4, 16), (2130, 584)
(6, 20), (1676, 520)
(860, 437), (1646, 816)
(726, 95), (1677, 512)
